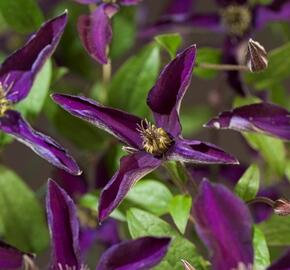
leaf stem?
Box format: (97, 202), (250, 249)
(197, 62), (249, 71)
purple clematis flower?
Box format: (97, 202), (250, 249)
(0, 12), (81, 175)
(204, 102), (290, 141)
(52, 45), (238, 222)
(47, 179), (171, 270)
(74, 0), (141, 64)
(193, 180), (254, 270)
(145, 0), (290, 95)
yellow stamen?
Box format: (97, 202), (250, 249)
(137, 120), (172, 156)
(0, 83), (11, 116)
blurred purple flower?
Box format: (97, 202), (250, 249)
(74, 0), (141, 64)
(193, 180), (254, 270)
(53, 168), (120, 253)
(144, 0), (290, 95)
(52, 45), (238, 222)
(47, 179), (170, 270)
(0, 12), (81, 175)
(205, 102), (290, 141)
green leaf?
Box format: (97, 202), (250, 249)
(127, 208), (208, 270)
(168, 195), (192, 234)
(79, 193), (126, 222)
(286, 160), (290, 181)
(111, 7), (136, 59)
(235, 164), (260, 201)
(155, 33), (182, 59)
(194, 47), (221, 79)
(126, 180), (173, 216)
(0, 0), (44, 33)
(17, 60), (52, 121)
(243, 133), (286, 176)
(258, 215), (290, 246)
(245, 42), (290, 89)
(0, 165), (49, 252)
(109, 44), (160, 117)
(253, 226), (270, 270)
(180, 106), (212, 136)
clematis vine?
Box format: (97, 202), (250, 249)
(52, 45), (238, 222)
(0, 180), (171, 270)
(0, 12), (80, 175)
(74, 0), (142, 64)
(145, 0), (290, 95)
(205, 102), (290, 141)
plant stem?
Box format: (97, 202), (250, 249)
(102, 46), (112, 103)
(197, 62), (249, 71)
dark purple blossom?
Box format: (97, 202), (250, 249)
(0, 12), (81, 175)
(52, 45), (238, 222)
(74, 0), (141, 64)
(47, 179), (170, 270)
(145, 0), (290, 95)
(204, 102), (290, 141)
(193, 180), (254, 270)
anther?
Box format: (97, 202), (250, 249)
(137, 120), (172, 156)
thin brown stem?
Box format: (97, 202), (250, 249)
(246, 196), (275, 207)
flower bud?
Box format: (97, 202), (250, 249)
(273, 198), (290, 216)
(246, 39), (268, 72)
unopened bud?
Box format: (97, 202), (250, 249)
(274, 198), (290, 216)
(246, 39), (268, 72)
(181, 260), (196, 270)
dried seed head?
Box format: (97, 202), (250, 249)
(221, 5), (251, 36)
(273, 198), (290, 216)
(137, 120), (172, 156)
(246, 39), (268, 72)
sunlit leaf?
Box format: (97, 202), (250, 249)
(253, 226), (270, 270)
(155, 33), (182, 59)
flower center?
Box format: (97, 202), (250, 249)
(57, 264), (90, 270)
(221, 5), (252, 36)
(137, 120), (172, 156)
(0, 83), (11, 116)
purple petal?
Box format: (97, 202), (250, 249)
(164, 0), (194, 16)
(47, 179), (82, 270)
(53, 169), (88, 198)
(204, 103), (290, 141)
(267, 249), (290, 270)
(193, 180), (253, 270)
(0, 241), (25, 269)
(98, 152), (161, 222)
(77, 4), (119, 64)
(52, 94), (143, 149)
(255, 0), (290, 29)
(96, 236), (171, 270)
(167, 139), (238, 164)
(79, 219), (120, 253)
(147, 45), (196, 137)
(0, 110), (81, 175)
(119, 0), (142, 5)
(187, 13), (223, 31)
(0, 12), (67, 103)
